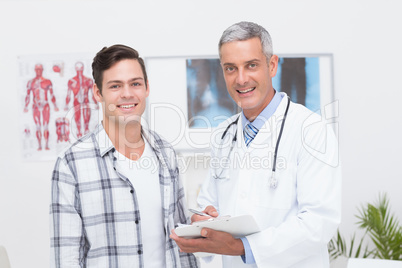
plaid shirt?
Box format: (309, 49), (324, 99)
(50, 124), (198, 268)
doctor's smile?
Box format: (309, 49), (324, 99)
(236, 86), (256, 94)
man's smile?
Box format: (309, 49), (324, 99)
(237, 87), (256, 94)
(117, 104), (137, 109)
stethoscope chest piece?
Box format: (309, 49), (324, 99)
(269, 172), (278, 189)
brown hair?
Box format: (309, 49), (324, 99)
(92, 44), (148, 94)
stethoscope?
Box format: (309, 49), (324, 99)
(213, 96), (291, 189)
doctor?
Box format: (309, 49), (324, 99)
(171, 21), (342, 267)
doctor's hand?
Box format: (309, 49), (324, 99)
(170, 228), (245, 256)
(191, 205), (219, 223)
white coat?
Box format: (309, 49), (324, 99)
(198, 93), (342, 267)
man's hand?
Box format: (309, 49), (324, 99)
(191, 205), (219, 223)
(170, 228), (245, 256)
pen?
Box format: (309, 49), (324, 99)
(189, 208), (213, 217)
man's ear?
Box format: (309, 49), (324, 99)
(269, 55), (279, 77)
(93, 84), (102, 102)
(145, 81), (150, 98)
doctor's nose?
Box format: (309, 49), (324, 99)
(235, 69), (249, 86)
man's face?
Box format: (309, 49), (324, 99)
(93, 59), (149, 126)
(220, 37), (278, 119)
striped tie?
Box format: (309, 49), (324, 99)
(244, 123), (259, 147)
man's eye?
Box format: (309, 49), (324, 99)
(248, 63), (257, 68)
(110, 85), (119, 89)
(132, 82), (141, 87)
(225, 66), (235, 72)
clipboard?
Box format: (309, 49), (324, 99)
(174, 215), (260, 239)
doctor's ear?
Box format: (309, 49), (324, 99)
(269, 55), (279, 77)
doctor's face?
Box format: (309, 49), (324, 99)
(220, 37), (278, 120)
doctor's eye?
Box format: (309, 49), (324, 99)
(248, 63), (257, 69)
(225, 66), (236, 73)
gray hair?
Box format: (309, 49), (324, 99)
(218, 21), (273, 62)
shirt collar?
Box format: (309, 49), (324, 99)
(95, 123), (156, 158)
(94, 123), (116, 157)
(241, 90), (284, 130)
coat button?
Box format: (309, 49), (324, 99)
(135, 220), (139, 224)
(138, 250), (142, 254)
(130, 189), (134, 193)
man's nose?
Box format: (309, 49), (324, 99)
(120, 84), (133, 98)
(235, 69), (248, 86)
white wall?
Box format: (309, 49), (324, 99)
(1, 0), (401, 267)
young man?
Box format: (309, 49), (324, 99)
(50, 44), (198, 268)
(171, 21), (342, 267)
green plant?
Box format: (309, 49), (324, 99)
(356, 193), (402, 260)
(328, 229), (372, 260)
(328, 193), (402, 261)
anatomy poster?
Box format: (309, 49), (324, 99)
(18, 53), (100, 161)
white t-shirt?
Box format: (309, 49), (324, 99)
(114, 139), (165, 267)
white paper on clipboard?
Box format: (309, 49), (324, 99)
(174, 215), (260, 239)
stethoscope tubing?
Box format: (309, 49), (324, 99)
(217, 96), (291, 186)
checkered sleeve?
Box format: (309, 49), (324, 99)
(172, 152), (199, 267)
(147, 130), (199, 267)
(177, 175), (199, 267)
(50, 156), (86, 268)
